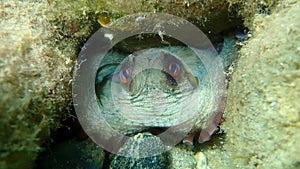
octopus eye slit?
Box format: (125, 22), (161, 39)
(168, 62), (180, 76)
(120, 68), (129, 83)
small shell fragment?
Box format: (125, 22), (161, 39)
(97, 12), (111, 27)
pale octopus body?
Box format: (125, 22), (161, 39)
(96, 46), (225, 144)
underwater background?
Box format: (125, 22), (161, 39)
(0, 0), (299, 168)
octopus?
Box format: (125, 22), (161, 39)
(95, 46), (226, 146)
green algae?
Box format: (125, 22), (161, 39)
(0, 0), (99, 168)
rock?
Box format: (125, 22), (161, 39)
(195, 152), (207, 169)
(168, 145), (196, 169)
(95, 0), (284, 39)
(226, 0), (281, 29)
(96, 0), (243, 38)
(202, 1), (300, 168)
(0, 0), (98, 168)
(110, 133), (168, 169)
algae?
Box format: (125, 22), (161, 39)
(0, 0), (99, 168)
(93, 0), (282, 37)
(95, 0), (243, 40)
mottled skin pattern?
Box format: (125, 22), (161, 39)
(96, 46), (225, 144)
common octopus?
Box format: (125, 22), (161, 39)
(95, 46), (226, 145)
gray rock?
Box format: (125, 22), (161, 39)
(110, 133), (168, 169)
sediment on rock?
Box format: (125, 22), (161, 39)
(203, 1), (300, 168)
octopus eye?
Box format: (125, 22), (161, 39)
(120, 68), (130, 83)
(168, 62), (180, 77)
